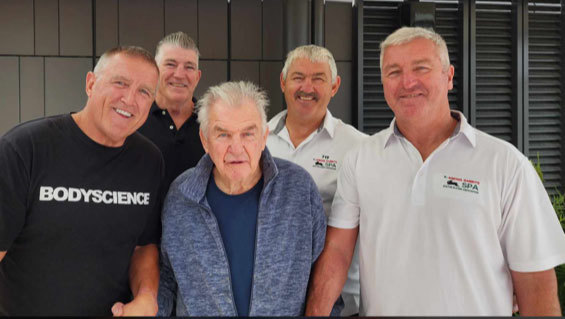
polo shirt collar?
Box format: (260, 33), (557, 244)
(383, 110), (476, 149)
(269, 109), (337, 139)
(152, 97), (198, 116)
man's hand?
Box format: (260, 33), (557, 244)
(112, 244), (159, 316)
(305, 226), (358, 316)
(111, 289), (158, 316)
(0, 251), (6, 263)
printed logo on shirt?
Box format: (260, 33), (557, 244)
(39, 186), (151, 205)
(312, 154), (337, 170)
(442, 175), (480, 194)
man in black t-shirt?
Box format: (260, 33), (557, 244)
(0, 46), (163, 316)
(138, 32), (205, 195)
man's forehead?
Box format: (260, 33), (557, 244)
(290, 57), (331, 73)
(383, 39), (439, 65)
(159, 44), (198, 60)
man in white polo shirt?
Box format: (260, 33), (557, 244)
(267, 45), (366, 316)
(305, 27), (565, 316)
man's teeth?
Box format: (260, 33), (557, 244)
(299, 96), (314, 101)
(169, 83), (187, 87)
(115, 108), (132, 118)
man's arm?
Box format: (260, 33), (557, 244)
(111, 244), (159, 316)
(511, 268), (561, 315)
(305, 226), (358, 316)
(0, 251), (5, 262)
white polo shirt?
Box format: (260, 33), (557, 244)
(329, 111), (565, 316)
(267, 109), (367, 315)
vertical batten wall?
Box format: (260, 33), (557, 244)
(0, 0), (355, 135)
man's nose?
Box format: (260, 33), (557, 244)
(402, 71), (418, 89)
(173, 65), (185, 77)
(228, 136), (244, 154)
(301, 77), (314, 92)
(122, 87), (136, 106)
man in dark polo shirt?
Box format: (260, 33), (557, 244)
(138, 32), (205, 194)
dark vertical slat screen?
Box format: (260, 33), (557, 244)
(361, 0), (399, 135)
(527, 0), (562, 192)
(474, 1), (514, 143)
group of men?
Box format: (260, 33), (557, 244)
(1, 26), (564, 317)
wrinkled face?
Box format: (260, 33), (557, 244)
(84, 54), (158, 146)
(156, 44), (201, 104)
(281, 58), (340, 123)
(200, 99), (268, 185)
(381, 37), (454, 122)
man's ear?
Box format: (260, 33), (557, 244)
(199, 129), (209, 154)
(331, 75), (341, 97)
(85, 71), (96, 98)
(280, 72), (286, 93)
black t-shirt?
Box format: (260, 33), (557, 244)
(138, 100), (205, 195)
(0, 114), (164, 316)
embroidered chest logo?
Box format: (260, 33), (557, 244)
(442, 176), (480, 194)
(313, 154), (337, 170)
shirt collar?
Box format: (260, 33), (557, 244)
(152, 97), (198, 116)
(384, 110), (476, 149)
(269, 109), (337, 139)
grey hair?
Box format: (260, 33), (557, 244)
(94, 46), (158, 76)
(155, 31), (200, 66)
(379, 27), (450, 72)
(197, 81), (269, 136)
(281, 45), (338, 84)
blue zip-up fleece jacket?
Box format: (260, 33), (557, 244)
(157, 149), (327, 316)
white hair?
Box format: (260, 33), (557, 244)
(281, 45), (338, 84)
(379, 27), (450, 72)
(197, 81), (269, 136)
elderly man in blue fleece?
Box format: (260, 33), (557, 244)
(157, 81), (327, 316)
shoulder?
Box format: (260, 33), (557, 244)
(272, 157), (317, 188)
(2, 115), (67, 148)
(126, 132), (163, 159)
(333, 118), (368, 141)
(473, 128), (529, 165)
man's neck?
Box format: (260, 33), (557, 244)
(155, 94), (194, 129)
(396, 110), (457, 162)
(213, 168), (263, 195)
(285, 111), (325, 148)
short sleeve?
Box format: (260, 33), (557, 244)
(499, 157), (565, 272)
(137, 154), (165, 246)
(0, 138), (30, 251)
(310, 177), (327, 263)
(328, 149), (361, 229)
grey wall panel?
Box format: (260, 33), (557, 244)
(231, 0), (261, 60)
(198, 0), (227, 59)
(263, 0), (283, 60)
(328, 62), (352, 125)
(325, 2), (352, 61)
(165, 0), (198, 40)
(0, 0), (34, 55)
(45, 58), (92, 116)
(231, 61), (260, 83)
(35, 0), (59, 56)
(260, 62), (283, 119)
(96, 0), (118, 56)
(59, 0), (93, 56)
(0, 58), (20, 136)
(20, 57), (45, 122)
(195, 60), (228, 98)
(119, 0), (164, 54)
